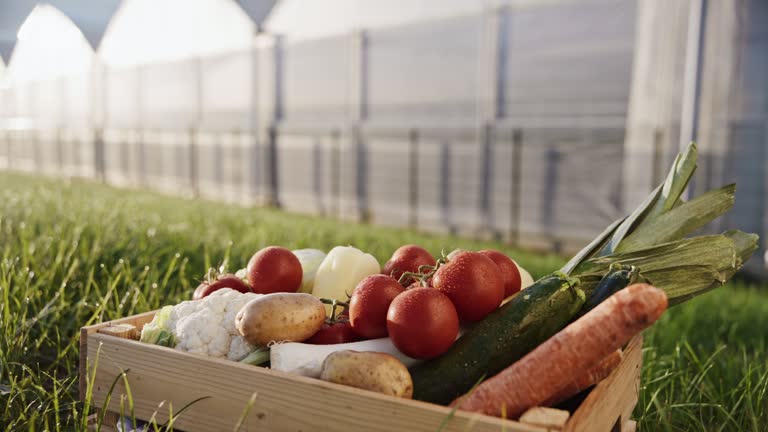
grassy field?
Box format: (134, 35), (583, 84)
(0, 172), (766, 431)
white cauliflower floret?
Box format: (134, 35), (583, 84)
(227, 336), (255, 361)
(175, 308), (232, 357)
(223, 291), (260, 335)
(141, 288), (262, 361)
(167, 300), (200, 330)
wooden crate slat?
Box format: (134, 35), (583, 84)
(79, 310), (158, 398)
(86, 333), (547, 432)
(81, 310), (641, 432)
(564, 335), (643, 432)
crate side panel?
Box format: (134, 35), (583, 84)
(86, 334), (544, 432)
(564, 335), (642, 432)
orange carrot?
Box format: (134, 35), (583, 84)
(450, 283), (667, 418)
(541, 349), (623, 407)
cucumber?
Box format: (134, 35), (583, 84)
(410, 273), (584, 405)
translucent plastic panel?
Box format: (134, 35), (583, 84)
(282, 36), (350, 123)
(63, 75), (92, 127)
(141, 60), (198, 129)
(277, 133), (323, 214)
(504, 0), (636, 120)
(200, 51), (253, 131)
(35, 80), (62, 128)
(367, 15), (482, 122)
(105, 66), (140, 128)
(366, 132), (411, 227)
(508, 128), (623, 244)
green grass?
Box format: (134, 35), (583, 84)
(0, 171), (766, 431)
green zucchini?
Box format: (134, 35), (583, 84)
(410, 273), (584, 405)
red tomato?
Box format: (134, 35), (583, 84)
(193, 274), (251, 300)
(432, 251), (504, 322)
(349, 275), (405, 338)
(246, 246), (303, 294)
(478, 250), (522, 297)
(305, 322), (362, 344)
(382, 245), (436, 286)
(386, 288), (459, 359)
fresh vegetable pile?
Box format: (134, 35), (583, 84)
(138, 143), (758, 419)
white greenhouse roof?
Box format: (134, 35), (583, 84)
(6, 4), (95, 83)
(0, 0), (120, 64)
(99, 0), (259, 67)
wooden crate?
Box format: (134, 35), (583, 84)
(80, 311), (641, 432)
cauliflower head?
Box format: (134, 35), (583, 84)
(140, 288), (261, 361)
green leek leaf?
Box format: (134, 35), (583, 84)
(616, 183), (735, 253)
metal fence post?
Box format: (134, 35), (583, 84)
(249, 33), (261, 203)
(510, 128), (523, 246)
(330, 128), (341, 218)
(764, 120), (768, 270)
(479, 6), (510, 237)
(268, 35), (284, 207)
(408, 129), (419, 228)
(136, 64), (146, 187)
(350, 30), (369, 222)
(679, 0), (708, 199)
(189, 57), (204, 197)
(253, 34), (283, 207)
(94, 128), (105, 181)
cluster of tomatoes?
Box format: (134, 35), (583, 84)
(316, 245), (523, 360)
(192, 244), (522, 360)
(192, 246), (306, 299)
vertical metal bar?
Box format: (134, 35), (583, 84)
(351, 30), (369, 222)
(479, 123), (493, 231)
(267, 125), (280, 207)
(331, 128), (341, 218)
(652, 128), (663, 187)
(510, 129), (522, 246)
(408, 129), (419, 228)
(100, 61), (109, 182)
(440, 140), (454, 234)
(190, 57), (203, 197)
(479, 6), (509, 236)
(542, 146), (562, 253)
(266, 36), (283, 207)
(764, 120), (768, 269)
(679, 0), (708, 198)
(58, 76), (66, 176)
(94, 129), (105, 182)
(355, 128), (368, 222)
(136, 64), (146, 186)
(249, 34), (262, 202)
(313, 134), (324, 215)
(495, 6), (509, 120)
(94, 62), (106, 182)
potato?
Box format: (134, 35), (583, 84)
(320, 350), (413, 398)
(235, 293), (325, 345)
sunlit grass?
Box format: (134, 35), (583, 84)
(0, 172), (765, 431)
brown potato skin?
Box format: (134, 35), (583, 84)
(320, 350), (414, 399)
(235, 293), (325, 345)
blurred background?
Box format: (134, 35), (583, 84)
(0, 0), (766, 274)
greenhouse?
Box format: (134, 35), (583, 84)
(0, 0), (764, 273)
(1, 1), (768, 431)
